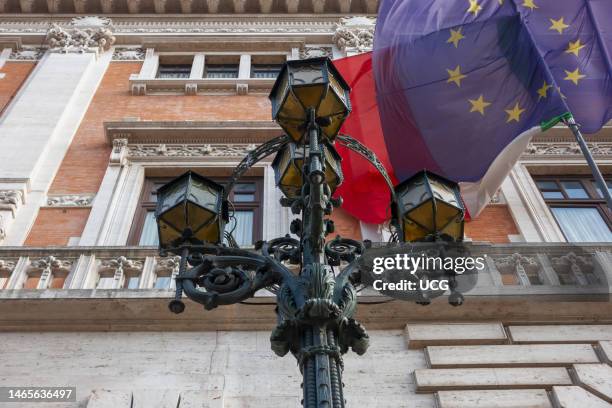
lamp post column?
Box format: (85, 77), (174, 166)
(297, 109), (345, 408)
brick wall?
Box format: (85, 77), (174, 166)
(465, 205), (518, 243)
(0, 62), (35, 114)
(27, 62), (364, 246)
(25, 208), (90, 246)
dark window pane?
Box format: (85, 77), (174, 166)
(234, 194), (255, 202)
(235, 183), (256, 193)
(233, 183), (256, 202)
(561, 181), (588, 199)
(251, 64), (282, 79)
(536, 181), (559, 191)
(206, 65), (239, 78)
(157, 64), (191, 79)
(542, 191), (564, 199)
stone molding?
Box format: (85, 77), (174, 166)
(127, 143), (257, 159)
(105, 120), (281, 145)
(0, 16), (340, 37)
(46, 194), (95, 208)
(523, 142), (612, 158)
(0, 0), (376, 16)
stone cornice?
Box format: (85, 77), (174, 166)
(0, 0), (377, 15)
(105, 120), (282, 144)
(141, 35), (305, 52)
(0, 15), (353, 46)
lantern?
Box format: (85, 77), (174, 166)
(393, 170), (465, 242)
(269, 57), (351, 144)
(155, 171), (226, 250)
(272, 142), (343, 199)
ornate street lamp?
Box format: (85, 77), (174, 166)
(269, 57), (351, 144)
(158, 57), (441, 408)
(156, 171), (226, 250)
(392, 170), (465, 242)
(272, 141), (344, 199)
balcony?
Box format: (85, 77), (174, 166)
(0, 243), (610, 331)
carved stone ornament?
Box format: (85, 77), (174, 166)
(0, 190), (24, 212)
(0, 258), (16, 274)
(9, 47), (45, 61)
(550, 252), (597, 285)
(524, 142), (612, 157)
(100, 256), (144, 273)
(128, 143), (257, 158)
(112, 47), (145, 61)
(300, 46), (332, 59)
(45, 22), (115, 53)
(29, 256), (73, 273)
(494, 253), (542, 285)
(46, 195), (95, 207)
(333, 16), (376, 54)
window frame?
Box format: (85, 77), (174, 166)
(156, 64), (192, 79)
(128, 176), (264, 246)
(534, 175), (612, 237)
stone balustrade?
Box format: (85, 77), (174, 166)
(0, 243), (610, 296)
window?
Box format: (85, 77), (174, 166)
(129, 177), (263, 247)
(154, 273), (173, 289)
(205, 64), (239, 79)
(157, 64), (192, 79)
(124, 274), (140, 289)
(251, 64), (282, 79)
(97, 272), (116, 289)
(535, 177), (612, 242)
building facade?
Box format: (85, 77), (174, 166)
(0, 3), (611, 407)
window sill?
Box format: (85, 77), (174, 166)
(129, 76), (276, 96)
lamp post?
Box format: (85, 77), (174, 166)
(156, 57), (465, 407)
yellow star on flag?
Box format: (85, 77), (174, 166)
(447, 66), (467, 87)
(447, 28), (465, 48)
(549, 17), (569, 34)
(564, 68), (586, 85)
(522, 0), (537, 10)
(505, 102), (526, 123)
(566, 39), (586, 57)
(468, 95), (491, 115)
(467, 0), (482, 16)
(498, 0), (504, 4)
(537, 81), (552, 99)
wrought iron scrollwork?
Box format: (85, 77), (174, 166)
(336, 133), (397, 202)
(261, 235), (301, 264)
(223, 134), (289, 200)
(325, 236), (365, 266)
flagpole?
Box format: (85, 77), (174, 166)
(563, 116), (612, 211)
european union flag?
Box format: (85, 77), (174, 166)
(373, 0), (612, 215)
